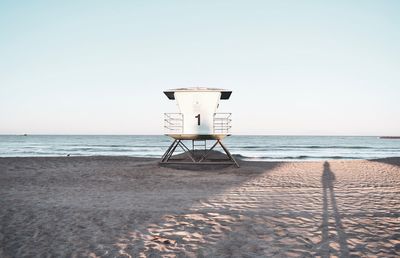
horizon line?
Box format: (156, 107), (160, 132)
(0, 134), (398, 137)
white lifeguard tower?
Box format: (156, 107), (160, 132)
(160, 87), (239, 167)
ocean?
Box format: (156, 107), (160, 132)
(0, 135), (399, 161)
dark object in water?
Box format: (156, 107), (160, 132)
(151, 236), (175, 245)
(23, 134), (28, 136)
(379, 136), (400, 139)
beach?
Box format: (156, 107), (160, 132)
(0, 156), (399, 257)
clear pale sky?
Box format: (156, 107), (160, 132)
(0, 1), (399, 135)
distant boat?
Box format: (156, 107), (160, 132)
(379, 136), (400, 139)
(22, 134), (28, 136)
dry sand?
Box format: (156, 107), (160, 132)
(0, 156), (399, 257)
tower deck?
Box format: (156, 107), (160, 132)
(165, 134), (230, 140)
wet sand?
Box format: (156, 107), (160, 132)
(0, 156), (399, 257)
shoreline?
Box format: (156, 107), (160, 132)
(1, 155), (400, 162)
(1, 156), (399, 257)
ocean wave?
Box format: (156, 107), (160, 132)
(238, 145), (374, 149)
(89, 144), (167, 148)
(238, 155), (362, 160)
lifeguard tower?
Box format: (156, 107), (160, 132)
(160, 87), (239, 167)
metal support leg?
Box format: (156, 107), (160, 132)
(160, 139), (239, 168)
(161, 139), (177, 162)
(218, 140), (240, 168)
(161, 140), (180, 163)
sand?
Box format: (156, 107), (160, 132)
(0, 156), (399, 257)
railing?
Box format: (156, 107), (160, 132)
(164, 113), (184, 134)
(213, 113), (232, 134)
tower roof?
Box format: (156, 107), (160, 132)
(164, 87), (232, 100)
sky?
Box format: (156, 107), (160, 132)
(0, 0), (399, 135)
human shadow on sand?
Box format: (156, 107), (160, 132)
(320, 161), (349, 257)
